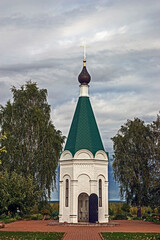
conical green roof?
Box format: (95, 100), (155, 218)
(64, 96), (104, 156)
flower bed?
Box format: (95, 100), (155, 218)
(143, 215), (160, 224)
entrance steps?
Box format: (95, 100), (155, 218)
(48, 221), (120, 227)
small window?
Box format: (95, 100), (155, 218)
(99, 179), (102, 207)
(65, 179), (69, 207)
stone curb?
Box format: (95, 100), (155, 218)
(62, 232), (67, 240)
(99, 233), (104, 240)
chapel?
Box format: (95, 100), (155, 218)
(59, 57), (109, 223)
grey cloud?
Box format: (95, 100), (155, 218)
(0, 14), (64, 29)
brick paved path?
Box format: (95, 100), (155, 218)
(0, 220), (160, 240)
(62, 227), (102, 240)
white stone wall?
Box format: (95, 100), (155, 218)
(59, 149), (109, 223)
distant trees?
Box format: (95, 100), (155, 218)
(0, 81), (65, 204)
(112, 114), (160, 214)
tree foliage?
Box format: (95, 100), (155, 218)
(0, 81), (65, 198)
(149, 113), (160, 208)
(0, 170), (40, 215)
(112, 118), (154, 208)
(0, 133), (7, 165)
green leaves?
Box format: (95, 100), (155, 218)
(0, 81), (65, 200)
(112, 116), (159, 208)
(0, 133), (7, 156)
(0, 170), (40, 215)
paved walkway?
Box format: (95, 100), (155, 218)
(0, 220), (160, 240)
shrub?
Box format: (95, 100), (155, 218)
(0, 214), (7, 219)
(130, 206), (137, 215)
(126, 213), (133, 217)
(141, 206), (152, 215)
(0, 171), (41, 216)
(132, 217), (142, 220)
(152, 215), (160, 224)
(143, 215), (160, 224)
(51, 211), (59, 218)
(3, 218), (17, 224)
(109, 208), (114, 216)
(154, 208), (159, 214)
(109, 202), (123, 215)
(115, 203), (123, 215)
(41, 209), (51, 216)
(30, 214), (43, 220)
(121, 203), (130, 213)
(24, 214), (43, 220)
(30, 205), (39, 214)
(113, 214), (128, 220)
(50, 202), (59, 212)
(15, 215), (22, 221)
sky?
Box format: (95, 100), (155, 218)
(0, 0), (160, 200)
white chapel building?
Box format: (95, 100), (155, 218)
(59, 57), (109, 223)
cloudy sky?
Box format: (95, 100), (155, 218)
(0, 0), (160, 200)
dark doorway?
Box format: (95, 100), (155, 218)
(89, 193), (98, 223)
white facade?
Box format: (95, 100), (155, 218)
(59, 149), (109, 223)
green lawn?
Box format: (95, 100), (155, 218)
(0, 231), (64, 240)
(101, 232), (160, 240)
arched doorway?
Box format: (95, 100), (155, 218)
(78, 193), (89, 222)
(89, 193), (98, 223)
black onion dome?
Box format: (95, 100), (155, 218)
(78, 59), (91, 85)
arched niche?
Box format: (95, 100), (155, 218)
(74, 149), (93, 160)
(60, 150), (73, 160)
(95, 150), (108, 160)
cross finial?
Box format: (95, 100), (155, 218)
(83, 44), (87, 59)
(80, 41), (88, 66)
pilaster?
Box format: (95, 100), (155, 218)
(70, 179), (78, 223)
(105, 181), (109, 222)
(59, 181), (63, 222)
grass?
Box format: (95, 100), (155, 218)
(101, 232), (160, 240)
(0, 231), (64, 240)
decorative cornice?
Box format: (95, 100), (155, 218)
(60, 149), (108, 162)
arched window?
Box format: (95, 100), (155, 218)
(99, 179), (102, 207)
(65, 179), (69, 207)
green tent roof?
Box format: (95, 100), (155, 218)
(64, 96), (104, 156)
